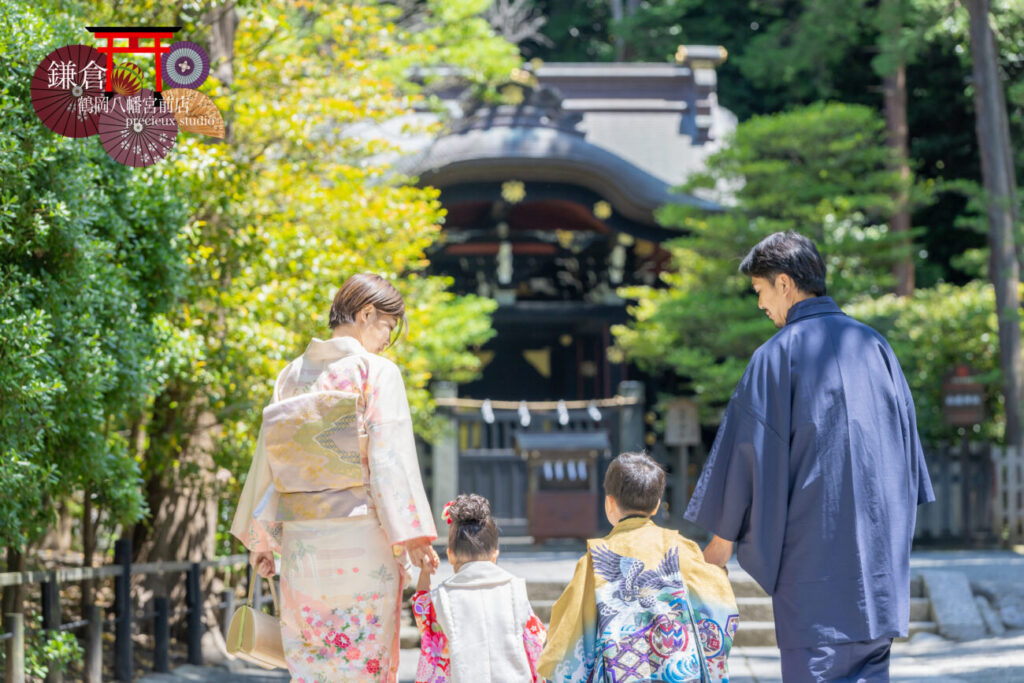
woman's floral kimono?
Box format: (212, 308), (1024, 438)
(412, 561), (546, 683)
(231, 336), (437, 682)
(538, 518), (739, 683)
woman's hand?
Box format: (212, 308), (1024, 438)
(406, 538), (440, 574)
(702, 535), (734, 568)
(251, 550), (276, 578)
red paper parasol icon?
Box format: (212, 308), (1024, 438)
(97, 89), (178, 167)
(31, 44), (106, 138)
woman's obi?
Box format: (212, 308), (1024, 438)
(256, 390), (369, 523)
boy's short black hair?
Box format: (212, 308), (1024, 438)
(739, 231), (827, 297)
(604, 451), (665, 514)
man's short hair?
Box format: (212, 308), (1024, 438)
(739, 231), (827, 297)
(604, 451), (665, 514)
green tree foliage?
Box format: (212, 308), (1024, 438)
(532, 0), (1000, 286)
(0, 0), (189, 551)
(612, 103), (924, 414)
(78, 0), (519, 557)
(848, 282), (1005, 444)
(0, 0), (517, 564)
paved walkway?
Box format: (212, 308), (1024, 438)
(141, 547), (1024, 682)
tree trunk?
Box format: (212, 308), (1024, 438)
(207, 1), (238, 142)
(966, 0), (1024, 452)
(883, 63), (914, 295)
(608, 0), (625, 61)
(80, 490), (96, 615)
(2, 547), (25, 618)
(878, 0), (914, 296)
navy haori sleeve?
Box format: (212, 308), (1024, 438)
(894, 350), (935, 507)
(685, 352), (791, 594)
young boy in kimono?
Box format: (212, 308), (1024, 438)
(539, 452), (739, 683)
(412, 493), (547, 683)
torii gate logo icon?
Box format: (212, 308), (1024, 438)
(30, 26), (225, 168)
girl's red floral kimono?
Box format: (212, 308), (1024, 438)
(231, 336), (436, 682)
(412, 561), (546, 682)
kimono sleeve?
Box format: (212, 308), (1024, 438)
(231, 372), (290, 554)
(684, 367), (790, 594)
(899, 371), (935, 506)
(365, 360), (438, 546)
(412, 590), (450, 683)
(537, 554), (596, 683)
(230, 426), (281, 553)
(673, 532), (739, 681)
(523, 612), (547, 683)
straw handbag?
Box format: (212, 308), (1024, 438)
(226, 573), (288, 670)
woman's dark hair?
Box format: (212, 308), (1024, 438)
(328, 273), (407, 343)
(739, 231), (827, 297)
(448, 493), (499, 559)
(604, 451), (665, 514)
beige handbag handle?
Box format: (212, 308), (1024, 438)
(247, 570), (280, 615)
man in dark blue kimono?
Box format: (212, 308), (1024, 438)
(685, 232), (934, 682)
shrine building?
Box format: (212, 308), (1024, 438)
(403, 49), (734, 535)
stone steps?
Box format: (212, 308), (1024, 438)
(728, 618), (939, 647)
(399, 572), (939, 651)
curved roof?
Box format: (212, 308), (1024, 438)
(407, 125), (719, 225)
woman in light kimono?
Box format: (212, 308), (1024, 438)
(231, 273), (439, 682)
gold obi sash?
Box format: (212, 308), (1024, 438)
(261, 391), (366, 522)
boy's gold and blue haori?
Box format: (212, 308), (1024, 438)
(232, 336), (436, 682)
(539, 518), (738, 682)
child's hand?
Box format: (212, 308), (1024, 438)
(416, 562), (432, 592)
(407, 538), (440, 574)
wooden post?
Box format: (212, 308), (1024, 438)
(186, 562), (203, 665)
(113, 538), (132, 682)
(154, 597), (169, 673)
(961, 435), (973, 544)
(4, 612), (24, 683)
(432, 381), (459, 532)
(220, 588), (235, 638)
(84, 605), (102, 683)
(617, 381), (645, 453)
(941, 448), (953, 538)
(671, 444), (690, 526)
(41, 573), (63, 683)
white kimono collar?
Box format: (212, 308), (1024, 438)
(440, 561), (516, 590)
(302, 336), (368, 360)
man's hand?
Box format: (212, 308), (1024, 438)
(406, 537), (440, 574)
(703, 535), (734, 568)
(250, 550), (275, 578)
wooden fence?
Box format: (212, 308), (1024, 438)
(992, 444), (1024, 544)
(0, 539), (268, 682)
(913, 441), (1024, 545)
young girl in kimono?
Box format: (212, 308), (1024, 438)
(538, 452), (739, 683)
(412, 493), (547, 683)
(232, 273), (439, 682)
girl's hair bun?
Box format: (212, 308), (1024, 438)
(447, 493), (491, 525)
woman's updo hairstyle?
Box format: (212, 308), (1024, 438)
(328, 273), (407, 345)
(447, 493), (499, 559)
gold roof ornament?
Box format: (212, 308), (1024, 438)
(501, 179), (526, 204)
